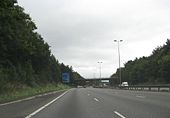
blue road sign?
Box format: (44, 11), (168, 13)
(62, 73), (70, 83)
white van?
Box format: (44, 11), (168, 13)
(121, 82), (128, 86)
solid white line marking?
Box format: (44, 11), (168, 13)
(114, 111), (126, 118)
(136, 95), (145, 98)
(0, 96), (36, 107)
(25, 90), (69, 118)
(94, 98), (99, 102)
(0, 89), (68, 106)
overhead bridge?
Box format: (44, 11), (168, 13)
(74, 77), (117, 86)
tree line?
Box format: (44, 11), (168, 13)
(111, 39), (170, 85)
(0, 0), (83, 92)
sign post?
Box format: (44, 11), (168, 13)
(62, 73), (70, 83)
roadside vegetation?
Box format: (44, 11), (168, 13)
(0, 83), (71, 103)
(0, 0), (83, 103)
(111, 39), (170, 85)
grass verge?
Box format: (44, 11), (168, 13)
(0, 83), (71, 104)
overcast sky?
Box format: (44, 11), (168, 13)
(18, 0), (170, 78)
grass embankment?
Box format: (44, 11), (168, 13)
(0, 83), (71, 104)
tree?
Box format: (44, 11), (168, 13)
(0, 0), (83, 92)
(111, 39), (170, 85)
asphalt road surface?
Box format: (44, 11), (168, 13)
(0, 88), (170, 118)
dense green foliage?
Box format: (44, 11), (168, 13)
(0, 0), (83, 93)
(111, 39), (170, 85)
(0, 83), (70, 103)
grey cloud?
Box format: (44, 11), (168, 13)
(18, 0), (170, 77)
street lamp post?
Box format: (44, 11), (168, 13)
(114, 40), (123, 85)
(98, 62), (102, 79)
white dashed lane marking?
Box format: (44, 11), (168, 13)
(93, 98), (99, 102)
(114, 111), (126, 118)
(136, 95), (145, 98)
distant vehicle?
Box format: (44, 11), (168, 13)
(77, 85), (83, 88)
(121, 82), (128, 86)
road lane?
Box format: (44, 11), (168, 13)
(32, 88), (114, 118)
(0, 90), (67, 118)
(25, 91), (69, 118)
(0, 88), (170, 118)
(87, 88), (170, 118)
(29, 88), (170, 118)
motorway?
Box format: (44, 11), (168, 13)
(0, 88), (170, 118)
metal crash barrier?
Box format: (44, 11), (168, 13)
(120, 85), (170, 92)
